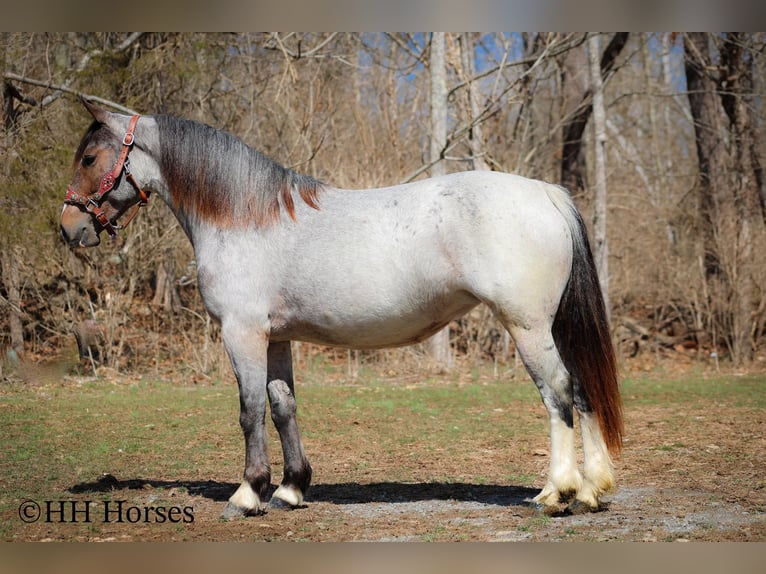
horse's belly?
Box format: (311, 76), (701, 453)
(270, 289), (480, 349)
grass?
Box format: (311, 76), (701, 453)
(1, 365), (763, 541)
(619, 373), (765, 408)
(517, 515), (552, 532)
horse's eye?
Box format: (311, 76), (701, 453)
(82, 155), (96, 168)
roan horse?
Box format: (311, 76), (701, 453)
(61, 99), (622, 518)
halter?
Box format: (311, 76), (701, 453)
(65, 114), (150, 239)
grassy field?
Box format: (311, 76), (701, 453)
(1, 362), (764, 541)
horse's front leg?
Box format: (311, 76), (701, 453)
(222, 321), (271, 519)
(266, 341), (312, 509)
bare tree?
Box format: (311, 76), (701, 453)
(426, 32), (453, 369)
(684, 32), (728, 276)
(684, 32), (766, 363)
(560, 33), (628, 195)
(458, 33), (490, 171)
(588, 33), (610, 315)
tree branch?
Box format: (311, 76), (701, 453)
(3, 32), (144, 113)
(2, 72), (137, 114)
(404, 34), (571, 184)
(447, 33), (587, 99)
(264, 33), (339, 60)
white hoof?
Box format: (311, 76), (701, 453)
(532, 482), (563, 508)
(224, 481), (262, 518)
(271, 484), (304, 507)
(573, 480), (601, 510)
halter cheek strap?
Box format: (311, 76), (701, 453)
(65, 114), (150, 239)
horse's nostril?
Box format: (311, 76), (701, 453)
(60, 224), (88, 246)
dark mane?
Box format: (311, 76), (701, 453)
(155, 115), (322, 226)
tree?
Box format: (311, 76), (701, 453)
(588, 33), (610, 315)
(458, 33), (490, 171)
(425, 32), (453, 369)
(684, 32), (728, 277)
(684, 32), (766, 363)
(560, 33), (628, 195)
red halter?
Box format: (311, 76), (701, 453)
(65, 114), (150, 239)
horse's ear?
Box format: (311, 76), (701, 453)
(79, 96), (132, 138)
(80, 96), (111, 124)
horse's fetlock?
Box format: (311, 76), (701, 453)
(284, 460), (313, 493)
(244, 467), (271, 498)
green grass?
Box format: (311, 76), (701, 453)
(0, 379), (241, 514)
(619, 374), (765, 408)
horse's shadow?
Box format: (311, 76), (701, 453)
(69, 474), (538, 507)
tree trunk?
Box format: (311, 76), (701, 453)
(459, 33), (490, 171)
(719, 33), (764, 362)
(684, 32), (728, 277)
(429, 33), (447, 178)
(720, 33), (766, 224)
(1, 72), (24, 361)
(560, 33), (628, 194)
(152, 249), (180, 313)
(588, 33), (610, 318)
(684, 32), (765, 363)
(426, 32), (452, 369)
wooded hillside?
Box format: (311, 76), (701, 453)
(2, 33), (764, 378)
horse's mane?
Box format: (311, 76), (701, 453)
(155, 115), (322, 226)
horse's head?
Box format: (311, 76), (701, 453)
(60, 99), (151, 247)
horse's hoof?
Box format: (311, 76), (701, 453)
(267, 496), (296, 511)
(527, 499), (567, 517)
(567, 499), (594, 515)
(222, 501), (261, 520)
(567, 499), (607, 514)
(269, 484), (305, 509)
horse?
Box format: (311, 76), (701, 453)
(61, 99), (623, 518)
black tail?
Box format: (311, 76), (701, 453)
(549, 187), (623, 456)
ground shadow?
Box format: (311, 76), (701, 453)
(306, 482), (538, 507)
(69, 474), (538, 508)
(69, 474), (234, 502)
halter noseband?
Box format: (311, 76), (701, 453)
(65, 114), (150, 239)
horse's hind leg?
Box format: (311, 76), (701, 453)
(266, 341), (312, 509)
(573, 407), (614, 512)
(505, 322), (583, 512)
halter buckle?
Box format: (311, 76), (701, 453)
(85, 197), (100, 212)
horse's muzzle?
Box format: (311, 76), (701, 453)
(60, 222), (101, 248)
(61, 203), (103, 247)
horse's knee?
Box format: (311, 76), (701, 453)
(268, 379), (297, 426)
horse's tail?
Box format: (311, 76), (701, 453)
(545, 184), (623, 456)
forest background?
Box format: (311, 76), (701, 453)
(1, 32), (765, 382)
